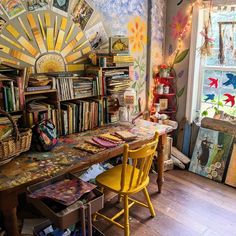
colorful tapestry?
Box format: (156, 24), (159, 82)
(189, 127), (234, 182)
(225, 144), (236, 187)
(29, 178), (96, 206)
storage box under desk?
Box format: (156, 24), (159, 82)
(27, 173), (104, 229)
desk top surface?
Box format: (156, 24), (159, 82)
(0, 120), (172, 193)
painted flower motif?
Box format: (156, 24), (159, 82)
(128, 16), (147, 53)
(170, 10), (188, 39)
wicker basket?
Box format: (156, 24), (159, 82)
(0, 109), (32, 165)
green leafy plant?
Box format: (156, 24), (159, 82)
(201, 101), (224, 117)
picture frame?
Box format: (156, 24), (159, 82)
(109, 36), (129, 54)
(159, 98), (168, 111)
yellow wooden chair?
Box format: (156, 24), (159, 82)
(94, 132), (159, 236)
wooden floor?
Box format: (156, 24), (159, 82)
(94, 170), (236, 236)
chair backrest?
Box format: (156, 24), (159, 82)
(120, 132), (159, 191)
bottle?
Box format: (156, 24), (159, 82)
(157, 84), (164, 94)
(163, 85), (170, 94)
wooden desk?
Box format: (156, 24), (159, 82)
(0, 120), (171, 236)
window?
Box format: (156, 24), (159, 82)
(186, 3), (236, 122)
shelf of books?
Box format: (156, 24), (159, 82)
(1, 63), (132, 138)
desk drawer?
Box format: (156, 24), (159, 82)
(27, 173), (104, 229)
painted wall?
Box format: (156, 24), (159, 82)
(165, 0), (191, 121)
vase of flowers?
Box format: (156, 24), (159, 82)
(159, 64), (170, 78)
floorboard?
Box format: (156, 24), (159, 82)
(93, 170), (236, 236)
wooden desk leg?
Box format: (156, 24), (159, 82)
(0, 193), (19, 236)
(156, 134), (167, 193)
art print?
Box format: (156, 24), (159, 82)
(0, 17), (6, 32)
(71, 0), (94, 30)
(0, 0), (25, 19)
(52, 0), (69, 16)
(85, 22), (108, 50)
(26, 0), (50, 12)
(189, 127), (233, 182)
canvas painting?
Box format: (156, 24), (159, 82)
(0, 17), (6, 32)
(71, 0), (94, 30)
(52, 0), (69, 16)
(0, 0), (25, 19)
(110, 36), (129, 54)
(85, 22), (108, 49)
(225, 144), (236, 187)
(189, 127), (234, 182)
(26, 0), (50, 12)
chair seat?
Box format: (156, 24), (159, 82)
(96, 164), (149, 194)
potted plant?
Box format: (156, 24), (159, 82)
(159, 64), (171, 78)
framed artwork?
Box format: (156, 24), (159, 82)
(225, 144), (236, 187)
(109, 36), (129, 54)
(26, 0), (50, 12)
(159, 98), (168, 111)
(85, 22), (108, 50)
(71, 0), (94, 30)
(189, 127), (234, 182)
(52, 0), (69, 16)
(0, 16), (6, 32)
(0, 0), (25, 19)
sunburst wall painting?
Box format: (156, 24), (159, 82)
(0, 0), (96, 73)
(189, 127), (234, 182)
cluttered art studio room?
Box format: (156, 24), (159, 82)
(0, 0), (236, 235)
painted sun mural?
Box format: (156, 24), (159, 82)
(0, 1), (93, 73)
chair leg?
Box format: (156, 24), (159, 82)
(143, 187), (156, 217)
(124, 195), (130, 236)
(93, 187), (104, 221)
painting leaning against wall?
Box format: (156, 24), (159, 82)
(189, 127), (234, 182)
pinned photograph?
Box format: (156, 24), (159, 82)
(26, 0), (50, 12)
(52, 0), (69, 16)
(71, 0), (94, 30)
(0, 0), (25, 19)
(85, 22), (108, 50)
(159, 98), (168, 111)
(0, 16), (6, 32)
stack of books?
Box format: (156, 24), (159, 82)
(56, 76), (97, 101)
(26, 75), (55, 92)
(104, 69), (131, 94)
(26, 101), (58, 128)
(0, 78), (20, 112)
(60, 98), (108, 136)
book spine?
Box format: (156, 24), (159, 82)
(26, 85), (51, 92)
(16, 77), (24, 110)
(3, 87), (9, 112)
(10, 81), (16, 111)
(6, 87), (13, 112)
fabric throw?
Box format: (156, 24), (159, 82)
(29, 178), (96, 206)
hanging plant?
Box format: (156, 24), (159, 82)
(199, 23), (214, 56)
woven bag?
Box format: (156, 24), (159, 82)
(0, 109), (32, 166)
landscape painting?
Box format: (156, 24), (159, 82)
(189, 127), (233, 182)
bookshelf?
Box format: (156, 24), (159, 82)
(0, 63), (132, 137)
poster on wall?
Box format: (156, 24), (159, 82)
(26, 0), (50, 12)
(225, 144), (236, 187)
(0, 0), (25, 19)
(70, 0), (94, 30)
(189, 127), (234, 182)
(85, 22), (108, 49)
(0, 17), (6, 32)
(52, 0), (69, 16)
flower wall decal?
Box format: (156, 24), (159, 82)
(170, 10), (188, 39)
(128, 16), (147, 53)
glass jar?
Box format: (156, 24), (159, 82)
(163, 85), (170, 94)
(119, 106), (128, 122)
(124, 88), (136, 106)
(156, 84), (164, 94)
